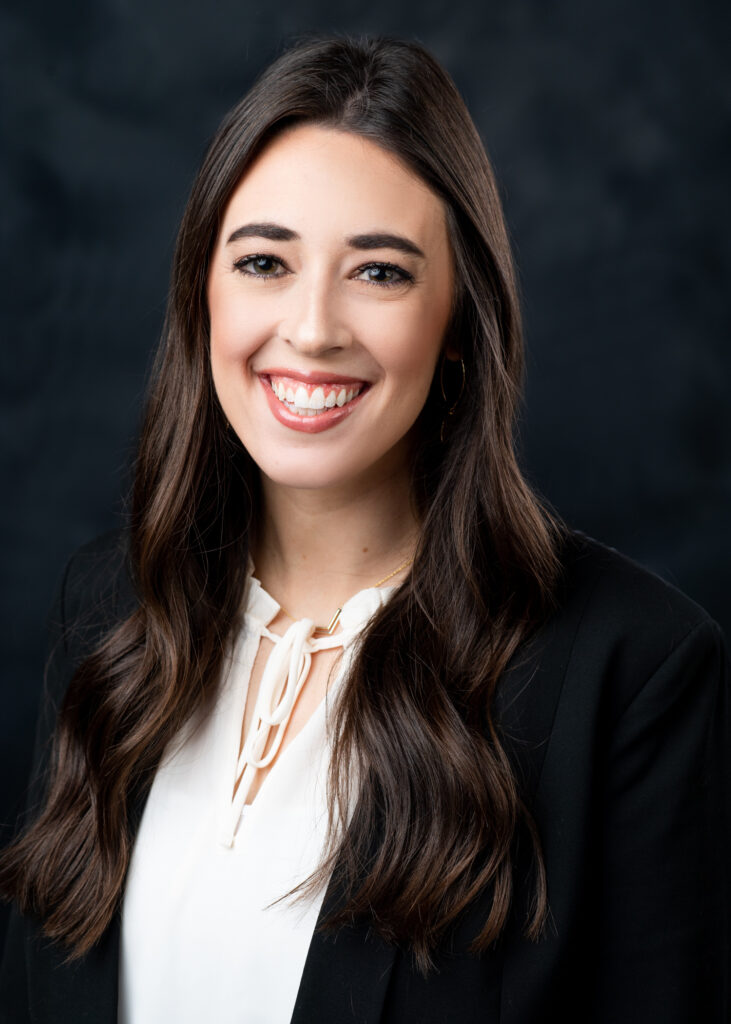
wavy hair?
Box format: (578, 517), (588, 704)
(0, 33), (565, 972)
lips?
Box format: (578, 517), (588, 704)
(258, 370), (370, 434)
(259, 367), (367, 386)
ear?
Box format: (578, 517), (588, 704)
(443, 344), (461, 362)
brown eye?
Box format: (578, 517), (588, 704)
(354, 262), (412, 287)
(234, 255), (286, 277)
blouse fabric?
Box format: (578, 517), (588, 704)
(117, 570), (396, 1024)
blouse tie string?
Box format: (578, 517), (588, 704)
(223, 616), (353, 846)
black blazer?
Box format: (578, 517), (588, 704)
(1, 529), (729, 1023)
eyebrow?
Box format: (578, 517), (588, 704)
(349, 232), (426, 259)
(225, 221), (426, 259)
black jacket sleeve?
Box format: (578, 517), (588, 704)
(589, 618), (730, 1021)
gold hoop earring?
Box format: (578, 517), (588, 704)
(439, 355), (465, 442)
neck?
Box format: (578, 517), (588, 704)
(252, 464), (419, 625)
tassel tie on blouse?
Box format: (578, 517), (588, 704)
(222, 616), (353, 847)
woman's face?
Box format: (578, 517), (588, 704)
(207, 123), (455, 493)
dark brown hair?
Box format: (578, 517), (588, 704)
(0, 32), (565, 972)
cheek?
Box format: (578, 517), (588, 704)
(208, 279), (269, 368)
(369, 301), (447, 383)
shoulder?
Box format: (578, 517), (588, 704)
(558, 528), (714, 633)
(17, 529), (138, 820)
(38, 528), (137, 730)
(548, 527), (725, 718)
(52, 526), (137, 664)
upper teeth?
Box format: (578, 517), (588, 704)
(270, 378), (362, 411)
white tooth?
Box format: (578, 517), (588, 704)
(277, 382), (286, 400)
(336, 388), (347, 407)
(294, 385), (309, 409)
(346, 389), (354, 402)
(324, 390), (337, 408)
(285, 386), (295, 403)
(310, 387), (325, 410)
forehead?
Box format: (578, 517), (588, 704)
(219, 123), (449, 248)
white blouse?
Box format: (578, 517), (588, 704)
(117, 569), (396, 1024)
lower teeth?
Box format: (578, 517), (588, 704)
(275, 400), (332, 416)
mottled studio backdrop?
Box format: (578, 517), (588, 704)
(1, 0), (729, 944)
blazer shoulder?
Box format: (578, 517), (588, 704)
(53, 526), (138, 664)
(553, 529), (722, 711)
(559, 528), (715, 634)
(17, 530), (138, 832)
(40, 527), (137, 730)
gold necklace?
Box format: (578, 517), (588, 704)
(276, 556), (413, 635)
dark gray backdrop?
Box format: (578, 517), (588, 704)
(1, 0), (729, 946)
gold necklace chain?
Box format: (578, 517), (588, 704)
(277, 555), (413, 635)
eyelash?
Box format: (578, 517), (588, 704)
(231, 253), (413, 288)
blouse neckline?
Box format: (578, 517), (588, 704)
(243, 558), (400, 636)
(217, 562), (399, 847)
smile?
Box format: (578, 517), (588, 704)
(258, 371), (370, 434)
(268, 375), (364, 416)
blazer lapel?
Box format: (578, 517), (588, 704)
(290, 875), (398, 1024)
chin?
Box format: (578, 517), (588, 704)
(257, 455), (368, 492)
(244, 430), (413, 494)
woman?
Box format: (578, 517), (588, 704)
(0, 33), (728, 1024)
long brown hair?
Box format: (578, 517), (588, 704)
(0, 32), (565, 972)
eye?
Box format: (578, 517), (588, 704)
(232, 254), (288, 278)
(353, 262), (413, 288)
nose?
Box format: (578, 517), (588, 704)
(277, 268), (352, 358)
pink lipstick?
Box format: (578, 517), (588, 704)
(258, 371), (370, 434)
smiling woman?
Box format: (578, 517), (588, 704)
(0, 32), (728, 1024)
